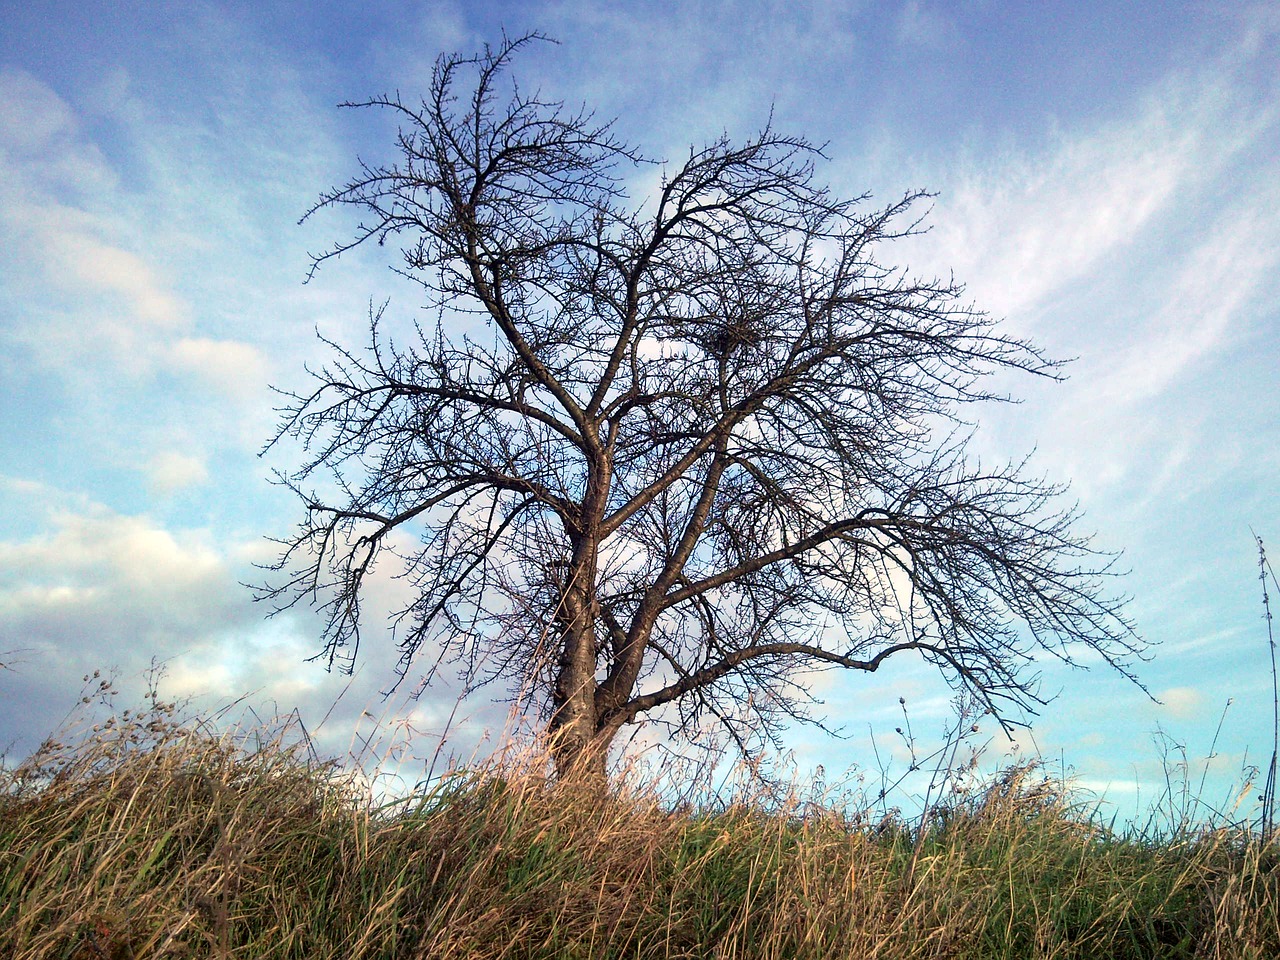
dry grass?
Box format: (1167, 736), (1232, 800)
(2, 699), (1277, 959)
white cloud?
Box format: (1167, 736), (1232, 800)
(1003, 173), (1278, 505)
(0, 71), (183, 353)
(1160, 627), (1249, 659)
(922, 130), (1179, 320)
(0, 508), (230, 616)
(3, 201), (186, 332)
(0, 482), (509, 771)
(0, 67), (119, 200)
(0, 501), (267, 754)
(0, 501), (267, 711)
(158, 627), (323, 705)
(890, 34), (1280, 522)
(0, 61), (300, 472)
(168, 337), (270, 399)
(0, 72), (190, 378)
(146, 450), (209, 495)
(0, 475), (50, 498)
(1159, 686), (1204, 720)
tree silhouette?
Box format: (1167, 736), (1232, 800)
(264, 34), (1142, 780)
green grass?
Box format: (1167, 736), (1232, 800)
(2, 701), (1277, 959)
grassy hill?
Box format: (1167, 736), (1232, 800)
(2, 698), (1276, 959)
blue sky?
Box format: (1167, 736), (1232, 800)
(1, 0), (1277, 822)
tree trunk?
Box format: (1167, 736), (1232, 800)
(549, 564), (609, 784)
(549, 723), (612, 784)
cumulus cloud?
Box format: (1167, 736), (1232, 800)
(0, 502), (250, 752)
(0, 507), (243, 644)
(0, 501), (297, 754)
(0, 493), (508, 775)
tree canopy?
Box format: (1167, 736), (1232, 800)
(264, 34), (1142, 779)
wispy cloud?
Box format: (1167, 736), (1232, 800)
(0, 1), (1275, 821)
(3, 200), (186, 338)
(886, 32), (1280, 523)
(0, 68), (267, 398)
(895, 0), (959, 50)
(913, 73), (1266, 322)
(1093, 200), (1279, 408)
(0, 66), (117, 194)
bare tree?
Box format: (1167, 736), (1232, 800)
(264, 34), (1143, 780)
